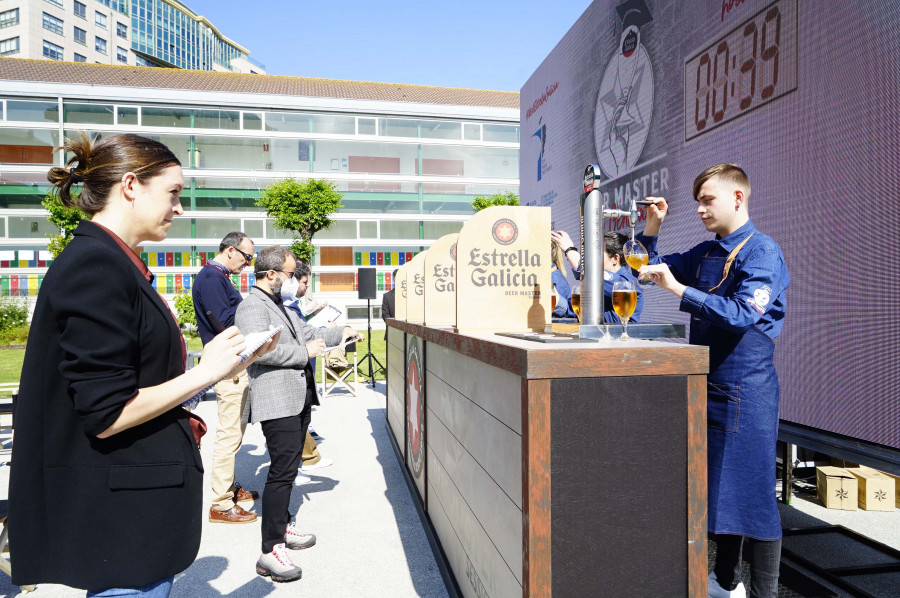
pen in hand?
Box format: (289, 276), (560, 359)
(206, 310), (226, 334)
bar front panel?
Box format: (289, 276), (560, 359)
(386, 326), (406, 453)
(550, 375), (690, 596)
(426, 342), (524, 597)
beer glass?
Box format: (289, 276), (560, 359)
(624, 239), (651, 285)
(612, 280), (637, 339)
(571, 284), (581, 322)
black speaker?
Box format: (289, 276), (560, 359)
(358, 267), (377, 299)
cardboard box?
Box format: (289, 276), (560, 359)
(816, 466), (858, 510)
(848, 468), (896, 511)
(880, 471), (900, 508)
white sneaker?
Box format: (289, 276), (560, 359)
(300, 457), (333, 473)
(294, 472), (311, 485)
(708, 572), (746, 598)
(256, 543), (302, 582)
(285, 522), (317, 550)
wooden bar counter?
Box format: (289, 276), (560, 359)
(386, 319), (710, 598)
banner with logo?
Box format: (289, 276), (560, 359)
(405, 252), (427, 324)
(521, 0), (900, 449)
(405, 335), (426, 499)
(424, 234), (458, 328)
(455, 206), (551, 333)
(394, 264), (409, 321)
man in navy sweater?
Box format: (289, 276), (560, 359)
(193, 231), (260, 523)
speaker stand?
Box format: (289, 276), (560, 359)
(358, 298), (384, 388)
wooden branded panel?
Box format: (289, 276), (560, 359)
(456, 206), (552, 334)
(523, 378), (551, 598)
(427, 450), (523, 598)
(427, 408), (523, 583)
(427, 343), (522, 435)
(405, 252), (427, 324)
(424, 233), (458, 328)
(427, 370), (522, 509)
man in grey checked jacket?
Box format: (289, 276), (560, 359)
(235, 245), (361, 582)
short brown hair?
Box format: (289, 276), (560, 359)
(692, 163), (750, 201)
(47, 133), (180, 215)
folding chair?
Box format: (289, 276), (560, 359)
(321, 341), (358, 397)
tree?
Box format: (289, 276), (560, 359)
(471, 191), (519, 212)
(256, 178), (343, 262)
(43, 194), (88, 258)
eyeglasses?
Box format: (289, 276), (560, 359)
(230, 246), (254, 263)
(271, 270), (293, 278)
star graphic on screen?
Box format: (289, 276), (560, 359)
(496, 223), (515, 242)
(875, 489), (887, 502)
(836, 488), (848, 500)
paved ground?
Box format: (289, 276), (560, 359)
(1, 381), (898, 597)
(0, 382), (449, 598)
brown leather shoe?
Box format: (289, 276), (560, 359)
(234, 483), (259, 503)
(209, 504), (257, 524)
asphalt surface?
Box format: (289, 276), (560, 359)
(0, 382), (448, 598)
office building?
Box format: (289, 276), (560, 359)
(0, 58), (519, 320)
(0, 0), (263, 72)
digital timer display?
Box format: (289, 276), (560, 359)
(684, 0), (798, 141)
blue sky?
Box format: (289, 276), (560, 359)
(183, 0), (590, 91)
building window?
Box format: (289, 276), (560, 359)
(135, 55), (155, 67)
(74, 53), (86, 62)
(95, 37), (107, 54)
(74, 26), (86, 45)
(74, 1), (86, 19)
(42, 12), (64, 36)
(0, 9), (19, 29)
(42, 40), (64, 61)
(116, 22), (127, 39)
(0, 36), (19, 56)
(95, 12), (107, 29)
(116, 46), (127, 63)
(44, 0), (63, 7)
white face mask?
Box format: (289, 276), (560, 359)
(280, 275), (300, 299)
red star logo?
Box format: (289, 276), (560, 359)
(496, 223), (515, 242)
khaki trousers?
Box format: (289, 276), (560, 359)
(210, 369), (249, 510)
(302, 430), (321, 465)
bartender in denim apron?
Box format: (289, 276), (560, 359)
(637, 164), (789, 598)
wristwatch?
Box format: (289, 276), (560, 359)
(564, 246), (578, 255)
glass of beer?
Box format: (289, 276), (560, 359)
(551, 293), (558, 313)
(571, 284), (581, 322)
(624, 239), (651, 285)
(612, 280), (637, 339)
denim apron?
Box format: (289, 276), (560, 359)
(691, 247), (782, 541)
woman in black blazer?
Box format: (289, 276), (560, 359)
(8, 134), (276, 596)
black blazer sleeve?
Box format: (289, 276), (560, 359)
(54, 247), (143, 436)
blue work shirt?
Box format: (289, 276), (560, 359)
(637, 220), (788, 340)
(551, 267), (576, 318)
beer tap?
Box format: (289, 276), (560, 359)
(578, 164), (649, 338)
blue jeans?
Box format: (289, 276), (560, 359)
(86, 576), (174, 598)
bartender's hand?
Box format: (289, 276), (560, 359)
(638, 263), (686, 298)
(642, 197), (669, 236)
(306, 338), (326, 358)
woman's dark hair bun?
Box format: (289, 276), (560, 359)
(46, 132), (179, 215)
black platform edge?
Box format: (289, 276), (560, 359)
(385, 421), (463, 598)
(779, 421), (900, 476)
(782, 525), (900, 598)
(778, 558), (841, 598)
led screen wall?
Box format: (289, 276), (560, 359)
(521, 0), (900, 449)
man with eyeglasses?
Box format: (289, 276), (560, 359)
(236, 246), (361, 581)
(193, 231), (260, 524)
